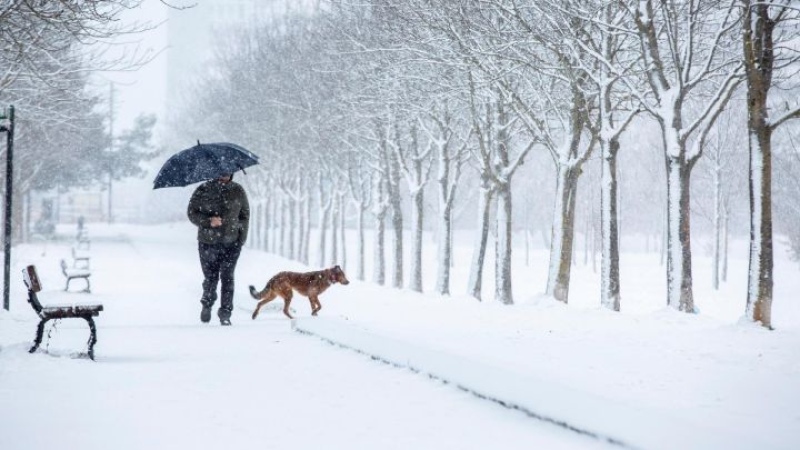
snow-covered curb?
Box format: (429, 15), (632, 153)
(293, 317), (757, 450)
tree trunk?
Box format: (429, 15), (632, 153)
(279, 197), (288, 258)
(295, 197), (304, 262)
(467, 187), (493, 300)
(665, 155), (695, 312)
(391, 208), (403, 289)
(746, 121), (773, 328)
(387, 156), (404, 289)
(262, 201), (269, 251)
(288, 197), (297, 261)
(723, 206), (729, 283)
(743, 3), (775, 329)
(601, 138), (621, 310)
(713, 160), (722, 290)
(372, 175), (387, 285)
(435, 194), (452, 295)
(301, 197), (311, 265)
(546, 164), (580, 303)
(373, 209), (386, 285)
(268, 197), (275, 253)
(339, 193), (347, 270)
(410, 188), (424, 292)
(495, 184), (513, 305)
(357, 205), (366, 281)
(266, 198), (273, 253)
(434, 131), (462, 295)
(330, 195), (339, 266)
(317, 202), (329, 268)
(583, 206), (590, 267)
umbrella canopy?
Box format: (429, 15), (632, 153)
(153, 141), (259, 189)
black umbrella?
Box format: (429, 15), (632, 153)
(153, 141), (259, 189)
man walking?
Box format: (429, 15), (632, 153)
(187, 172), (250, 326)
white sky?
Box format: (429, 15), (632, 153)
(95, 2), (170, 134)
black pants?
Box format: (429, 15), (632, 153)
(198, 241), (242, 319)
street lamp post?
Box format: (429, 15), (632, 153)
(1, 105), (15, 311)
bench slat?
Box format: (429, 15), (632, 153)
(40, 306), (103, 319)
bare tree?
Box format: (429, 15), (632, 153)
(382, 65), (427, 293)
(390, 118), (433, 292)
(435, 3), (535, 305)
(422, 102), (471, 296)
(699, 107), (746, 290)
(627, 0), (743, 312)
(372, 150), (389, 286)
(482, 1), (602, 305)
(315, 170), (334, 267)
(385, 126), (404, 289)
(466, 84), (531, 305)
(340, 142), (374, 281)
(0, 1), (157, 102)
(542, 0), (641, 310)
(740, 0), (800, 329)
(539, 92), (595, 304)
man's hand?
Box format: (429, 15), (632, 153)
(210, 216), (223, 228)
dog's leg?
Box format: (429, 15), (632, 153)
(309, 295), (321, 316)
(281, 292), (294, 319)
(252, 291), (277, 320)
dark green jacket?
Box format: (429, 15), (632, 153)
(187, 179), (250, 246)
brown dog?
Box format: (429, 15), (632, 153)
(249, 265), (350, 319)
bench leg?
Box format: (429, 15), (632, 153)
(29, 318), (50, 354)
(65, 276), (91, 293)
(84, 316), (98, 360)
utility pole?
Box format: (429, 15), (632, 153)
(1, 105), (15, 311)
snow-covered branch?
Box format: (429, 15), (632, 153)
(769, 105), (800, 129)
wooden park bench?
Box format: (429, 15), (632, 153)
(24, 265), (103, 360)
(61, 259), (91, 293)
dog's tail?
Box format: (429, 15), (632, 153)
(249, 279), (273, 299)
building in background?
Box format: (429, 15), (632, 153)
(165, 0), (309, 113)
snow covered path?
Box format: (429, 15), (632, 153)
(3, 319), (611, 449)
(0, 225), (613, 450)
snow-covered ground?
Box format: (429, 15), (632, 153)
(1, 222), (797, 449)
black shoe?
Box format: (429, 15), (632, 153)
(201, 305), (212, 323)
(220, 317), (231, 326)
